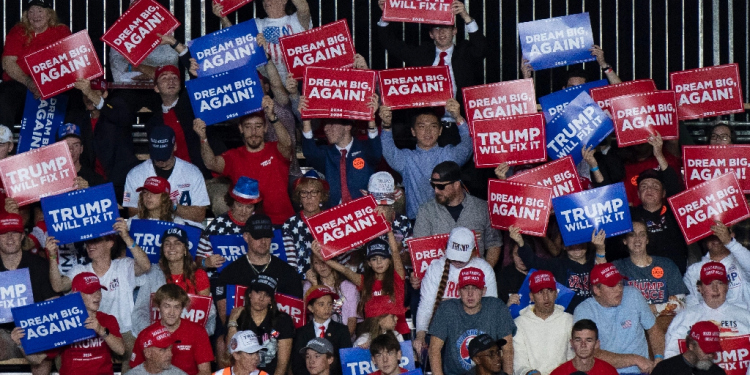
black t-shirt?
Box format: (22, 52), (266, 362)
(0, 251), (59, 330)
(496, 264), (527, 304)
(237, 310), (295, 375)
(445, 202), (464, 222)
(77, 164), (106, 187)
(215, 255), (303, 301)
(651, 354), (726, 375)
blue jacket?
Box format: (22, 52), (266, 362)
(302, 136), (382, 205)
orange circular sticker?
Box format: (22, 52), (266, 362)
(652, 266), (664, 279)
(353, 157), (365, 170)
(630, 175), (639, 186)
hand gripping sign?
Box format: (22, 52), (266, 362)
(545, 92), (614, 165)
(670, 63), (745, 120)
(0, 142), (76, 206)
(518, 13), (596, 71)
(683, 145), (750, 193)
(552, 182), (633, 246)
(101, 0), (181, 66)
(41, 183), (120, 245)
(678, 335), (750, 375)
(279, 19), (355, 79)
(18, 91), (69, 154)
(304, 195), (391, 260)
(214, 0), (253, 17)
(667, 172), (750, 244)
(275, 293), (306, 329)
(150, 293), (212, 327)
(470, 113), (547, 168)
(487, 179), (553, 236)
(588, 79), (657, 118)
(302, 67), (377, 121)
(189, 19), (267, 77)
(209, 235), (247, 272)
(382, 0), (454, 25)
(186, 65), (264, 125)
(508, 155), (583, 198)
(12, 293), (93, 354)
(610, 91), (679, 147)
(539, 79), (608, 122)
(340, 341), (416, 375)
(379, 66), (453, 110)
(0, 269), (33, 324)
(462, 79), (537, 125)
(128, 219), (203, 263)
(24, 31), (103, 99)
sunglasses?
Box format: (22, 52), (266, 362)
(430, 181), (456, 190)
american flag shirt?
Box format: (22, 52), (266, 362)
(255, 14), (311, 82)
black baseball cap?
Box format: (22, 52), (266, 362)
(468, 334), (507, 358)
(162, 227), (188, 247)
(26, 0), (53, 10)
(249, 275), (277, 295)
(243, 214), (274, 239)
(149, 126), (176, 162)
(431, 161), (461, 183)
(636, 168), (663, 187)
(365, 238), (390, 260)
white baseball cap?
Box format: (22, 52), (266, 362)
(0, 125), (12, 144)
(367, 172), (397, 205)
(445, 227), (475, 262)
(229, 331), (267, 354)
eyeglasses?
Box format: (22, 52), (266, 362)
(476, 350), (501, 359)
(430, 181), (455, 190)
(710, 134), (732, 141)
(300, 190), (321, 198)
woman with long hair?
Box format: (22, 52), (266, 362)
(158, 228), (210, 296)
(129, 176), (189, 225)
(283, 171), (329, 274)
(353, 313), (403, 348)
(304, 255), (359, 336)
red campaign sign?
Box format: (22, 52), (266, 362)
(101, 0), (181, 66)
(683, 145), (750, 193)
(678, 335), (750, 375)
(214, 0), (252, 16)
(508, 155), (583, 198)
(150, 293), (212, 327)
(462, 79), (537, 125)
(304, 196), (391, 260)
(589, 79), (657, 117)
(0, 142), (75, 206)
(24, 31), (103, 99)
(275, 293), (306, 329)
(610, 91), (679, 147)
(302, 67), (377, 121)
(670, 63), (745, 120)
(469, 113), (546, 168)
(407, 234), (448, 280)
(279, 19), (355, 79)
(382, 0), (454, 25)
(667, 172), (750, 244)
(487, 179), (553, 236)
(230, 285), (248, 312)
(378, 66), (453, 110)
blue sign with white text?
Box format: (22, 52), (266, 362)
(41, 183), (119, 245)
(545, 91), (613, 164)
(340, 341), (416, 375)
(186, 65), (264, 125)
(188, 19), (267, 78)
(129, 219), (202, 263)
(518, 13), (596, 70)
(0, 269), (33, 324)
(209, 235), (247, 272)
(552, 182), (632, 246)
(12, 292), (93, 354)
(18, 91), (69, 153)
(270, 228), (287, 262)
(508, 268), (575, 319)
(538, 79), (608, 121)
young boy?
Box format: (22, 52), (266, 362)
(369, 334), (408, 375)
(292, 286), (352, 375)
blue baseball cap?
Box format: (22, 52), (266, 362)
(150, 126), (175, 162)
(57, 123), (82, 141)
(162, 227), (188, 248)
(230, 176), (262, 204)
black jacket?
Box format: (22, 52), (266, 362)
(292, 321), (352, 375)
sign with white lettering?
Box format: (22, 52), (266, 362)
(42, 183), (119, 245)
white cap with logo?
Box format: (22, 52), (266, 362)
(445, 227), (475, 262)
(0, 125), (12, 144)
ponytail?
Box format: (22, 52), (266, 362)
(428, 260), (451, 325)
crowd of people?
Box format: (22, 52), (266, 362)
(0, 0), (747, 375)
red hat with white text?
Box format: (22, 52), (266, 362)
(590, 263), (625, 287)
(529, 270), (557, 294)
(690, 321), (722, 353)
(457, 267), (485, 290)
(0, 213), (24, 235)
(700, 262), (728, 285)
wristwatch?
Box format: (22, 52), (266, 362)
(100, 328), (110, 338)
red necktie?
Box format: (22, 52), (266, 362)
(339, 149), (352, 203)
(319, 325), (326, 338)
(438, 51), (447, 66)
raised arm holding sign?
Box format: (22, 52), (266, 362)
(518, 13), (595, 70)
(188, 19), (267, 78)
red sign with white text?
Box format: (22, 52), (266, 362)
(24, 31), (103, 99)
(379, 66), (453, 110)
(667, 173), (750, 244)
(302, 67), (377, 120)
(214, 0), (252, 16)
(279, 19), (355, 79)
(0, 142), (75, 206)
(610, 91), (679, 147)
(407, 234), (448, 280)
(509, 155), (583, 198)
(589, 79), (657, 117)
(275, 293), (306, 329)
(683, 146), (750, 193)
(383, 0), (454, 25)
(678, 335), (750, 375)
(150, 294), (212, 327)
(304, 196), (391, 260)
(470, 113), (546, 168)
(670, 63), (745, 120)
(101, 0), (181, 67)
(462, 79), (537, 125)
(487, 179), (553, 236)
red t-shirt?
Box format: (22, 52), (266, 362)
(360, 271), (409, 334)
(130, 320), (214, 375)
(550, 359), (619, 375)
(221, 143), (294, 225)
(168, 269), (210, 295)
(623, 153), (682, 206)
(162, 109), (191, 163)
(46, 311), (122, 375)
(2, 24), (72, 81)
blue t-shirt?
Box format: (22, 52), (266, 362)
(573, 286), (655, 374)
(613, 256), (689, 304)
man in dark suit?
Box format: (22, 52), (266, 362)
(292, 286), (352, 375)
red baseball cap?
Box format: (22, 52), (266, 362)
(529, 270), (557, 294)
(136, 176), (171, 195)
(154, 65), (180, 82)
(457, 267), (485, 290)
(700, 262), (728, 285)
(71, 272), (108, 294)
(690, 321), (722, 353)
(590, 263), (625, 287)
(142, 325), (178, 349)
(0, 213), (24, 235)
(305, 285), (340, 305)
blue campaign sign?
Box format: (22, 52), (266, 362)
(539, 79), (608, 122)
(518, 13), (596, 71)
(12, 292), (93, 354)
(129, 220), (203, 263)
(0, 269), (34, 324)
(340, 340), (416, 375)
(545, 91), (613, 165)
(270, 228), (287, 262)
(41, 183), (119, 245)
(209, 235), (247, 272)
(188, 19), (267, 78)
(186, 65), (264, 126)
(508, 268), (575, 319)
(552, 182), (633, 246)
(18, 91), (69, 153)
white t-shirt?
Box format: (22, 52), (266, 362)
(255, 14), (312, 82)
(71, 258), (137, 333)
(665, 301), (750, 358)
